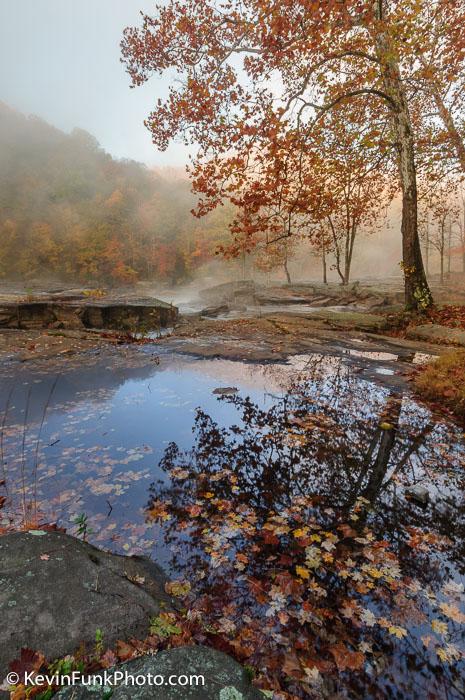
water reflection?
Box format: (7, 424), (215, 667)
(1, 348), (464, 697)
(0, 352), (279, 560)
(148, 357), (465, 698)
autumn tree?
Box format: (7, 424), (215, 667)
(420, 181), (460, 283)
(455, 189), (465, 273)
(314, 104), (393, 285)
(122, 0), (440, 309)
(312, 223), (332, 285)
(253, 232), (297, 283)
(408, 0), (465, 173)
(0, 103), (222, 286)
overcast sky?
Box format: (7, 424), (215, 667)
(0, 0), (189, 167)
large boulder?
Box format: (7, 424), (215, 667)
(0, 531), (173, 678)
(54, 646), (264, 699)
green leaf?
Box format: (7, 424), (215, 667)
(149, 615), (182, 638)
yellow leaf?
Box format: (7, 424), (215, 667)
(293, 527), (309, 538)
(431, 619), (448, 635)
(296, 565), (310, 580)
(439, 602), (465, 624)
(165, 579), (191, 597)
(437, 648), (449, 663)
(388, 625), (407, 639)
(366, 567), (383, 579)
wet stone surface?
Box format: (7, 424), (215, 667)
(54, 646), (263, 699)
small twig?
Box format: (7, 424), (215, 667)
(0, 385), (14, 496)
(33, 374), (60, 521)
(21, 386), (32, 525)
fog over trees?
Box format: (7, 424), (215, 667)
(0, 102), (233, 287)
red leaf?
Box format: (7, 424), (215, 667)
(9, 648), (45, 676)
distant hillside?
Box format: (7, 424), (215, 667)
(0, 103), (230, 285)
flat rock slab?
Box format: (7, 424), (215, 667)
(55, 646), (263, 699)
(300, 309), (387, 331)
(199, 281), (400, 311)
(406, 324), (465, 346)
(0, 299), (177, 332)
(0, 532), (173, 678)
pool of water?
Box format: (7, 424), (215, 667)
(1, 345), (464, 698)
(1, 350), (306, 561)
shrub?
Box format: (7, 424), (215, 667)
(414, 351), (465, 421)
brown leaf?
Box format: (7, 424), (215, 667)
(329, 643), (365, 672)
(115, 640), (136, 661)
(100, 649), (118, 669)
(282, 651), (303, 679)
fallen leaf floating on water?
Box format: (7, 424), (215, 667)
(329, 643), (365, 672)
(165, 580), (192, 597)
(439, 602), (465, 624)
(431, 619), (449, 636)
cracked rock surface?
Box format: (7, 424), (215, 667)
(0, 531), (173, 678)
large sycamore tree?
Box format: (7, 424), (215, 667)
(120, 0), (464, 309)
(411, 0), (465, 173)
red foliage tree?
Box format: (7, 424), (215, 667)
(121, 0), (442, 309)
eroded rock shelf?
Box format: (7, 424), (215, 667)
(0, 298), (178, 332)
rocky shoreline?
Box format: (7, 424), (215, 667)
(0, 531), (262, 699)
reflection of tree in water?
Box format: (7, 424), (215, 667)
(148, 360), (465, 698)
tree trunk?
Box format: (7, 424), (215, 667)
(343, 218), (357, 285)
(343, 264), (351, 286)
(283, 257), (291, 284)
(425, 216), (429, 275)
(374, 1), (433, 310)
(361, 395), (402, 506)
(322, 245), (327, 284)
(463, 198), (465, 272)
(343, 216), (351, 286)
(390, 98), (431, 308)
(440, 220), (445, 285)
(343, 239), (351, 285)
(448, 219), (452, 274)
(328, 216), (345, 284)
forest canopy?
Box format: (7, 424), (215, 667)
(0, 102), (228, 286)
